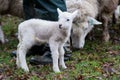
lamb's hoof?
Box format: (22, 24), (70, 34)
(55, 71), (61, 74)
(54, 70), (61, 73)
(62, 66), (67, 69)
(21, 66), (29, 72)
(60, 64), (67, 69)
(17, 64), (29, 72)
(79, 45), (84, 49)
(53, 68), (60, 73)
(23, 68), (29, 72)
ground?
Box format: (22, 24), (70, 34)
(0, 15), (120, 80)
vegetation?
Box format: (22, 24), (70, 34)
(0, 15), (120, 80)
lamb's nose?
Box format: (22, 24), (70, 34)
(59, 24), (62, 29)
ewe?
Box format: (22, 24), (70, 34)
(16, 8), (78, 72)
(67, 0), (119, 49)
(66, 0), (101, 48)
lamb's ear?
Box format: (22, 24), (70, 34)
(57, 8), (63, 15)
(88, 17), (102, 25)
(71, 10), (78, 19)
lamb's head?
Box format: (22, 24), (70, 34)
(57, 8), (78, 30)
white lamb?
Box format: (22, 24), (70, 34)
(16, 8), (78, 73)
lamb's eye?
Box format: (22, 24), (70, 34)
(67, 19), (70, 21)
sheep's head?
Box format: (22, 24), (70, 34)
(57, 8), (78, 30)
(78, 17), (102, 49)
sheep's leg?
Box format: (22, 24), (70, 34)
(59, 44), (67, 69)
(49, 41), (60, 72)
(102, 14), (110, 42)
(0, 23), (5, 44)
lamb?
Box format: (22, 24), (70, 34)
(66, 0), (101, 48)
(0, 0), (23, 43)
(16, 8), (78, 72)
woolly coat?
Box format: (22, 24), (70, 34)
(0, 0), (23, 17)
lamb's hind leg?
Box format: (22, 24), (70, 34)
(16, 40), (33, 72)
(59, 44), (67, 69)
(49, 41), (60, 72)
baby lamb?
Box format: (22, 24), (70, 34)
(16, 8), (78, 73)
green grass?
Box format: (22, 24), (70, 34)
(0, 15), (120, 80)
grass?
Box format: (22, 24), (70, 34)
(0, 15), (120, 80)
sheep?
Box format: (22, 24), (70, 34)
(66, 0), (101, 48)
(66, 0), (119, 49)
(16, 8), (78, 72)
(0, 0), (23, 43)
(97, 0), (119, 42)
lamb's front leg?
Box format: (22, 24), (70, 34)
(59, 45), (67, 69)
(49, 42), (60, 72)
